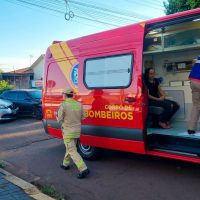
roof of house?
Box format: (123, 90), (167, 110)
(8, 67), (33, 74)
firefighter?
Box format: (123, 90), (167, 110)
(57, 87), (90, 179)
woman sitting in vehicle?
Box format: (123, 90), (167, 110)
(144, 67), (180, 129)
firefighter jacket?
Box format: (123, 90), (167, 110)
(57, 98), (85, 138)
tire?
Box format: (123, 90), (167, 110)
(77, 139), (103, 160)
(35, 107), (42, 120)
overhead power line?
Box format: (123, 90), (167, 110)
(46, 0), (150, 23)
(48, 0), (145, 26)
(71, 4), (139, 24)
(4, 0), (162, 28)
(6, 0), (62, 18)
(11, 0), (121, 27)
(124, 0), (163, 10)
(5, 0), (118, 29)
(68, 0), (151, 20)
(63, 0), (74, 21)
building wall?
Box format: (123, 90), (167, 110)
(32, 58), (44, 80)
(2, 74), (32, 89)
(14, 75), (32, 89)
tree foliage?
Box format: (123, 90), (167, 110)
(164, 0), (200, 15)
(0, 80), (14, 94)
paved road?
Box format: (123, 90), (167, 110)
(0, 118), (200, 200)
(0, 118), (51, 151)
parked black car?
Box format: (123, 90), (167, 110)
(0, 89), (42, 120)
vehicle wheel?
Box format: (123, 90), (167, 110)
(35, 108), (42, 120)
(77, 139), (103, 160)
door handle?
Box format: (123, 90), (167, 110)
(125, 97), (136, 102)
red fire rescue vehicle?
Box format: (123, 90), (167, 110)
(43, 8), (200, 164)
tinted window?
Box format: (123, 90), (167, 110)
(84, 54), (133, 88)
(5, 91), (18, 100)
(17, 92), (29, 100)
(46, 60), (76, 95)
(28, 91), (42, 99)
(0, 91), (9, 98)
(164, 29), (200, 48)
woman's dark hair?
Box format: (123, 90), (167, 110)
(143, 67), (154, 84)
(66, 93), (73, 98)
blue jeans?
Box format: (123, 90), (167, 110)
(149, 99), (179, 123)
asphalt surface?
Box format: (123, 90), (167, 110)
(0, 118), (200, 200)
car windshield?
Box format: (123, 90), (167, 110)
(28, 91), (42, 99)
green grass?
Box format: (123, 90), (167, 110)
(41, 185), (65, 200)
(0, 161), (6, 169)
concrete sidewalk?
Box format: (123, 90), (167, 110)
(0, 168), (55, 200)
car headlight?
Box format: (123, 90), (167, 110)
(0, 105), (7, 109)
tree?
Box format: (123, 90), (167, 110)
(0, 80), (14, 94)
(164, 0), (200, 15)
(188, 0), (200, 8)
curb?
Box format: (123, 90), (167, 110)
(0, 168), (55, 200)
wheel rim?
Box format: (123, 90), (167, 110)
(78, 142), (93, 155)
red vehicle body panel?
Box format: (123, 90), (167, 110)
(43, 8), (200, 163)
(43, 22), (147, 153)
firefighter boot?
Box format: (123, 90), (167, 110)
(60, 164), (70, 170)
(77, 169), (90, 179)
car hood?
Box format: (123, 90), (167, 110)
(0, 99), (12, 106)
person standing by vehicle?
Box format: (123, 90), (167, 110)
(144, 67), (179, 129)
(57, 87), (90, 178)
(188, 56), (200, 134)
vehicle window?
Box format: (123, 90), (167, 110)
(17, 92), (29, 100)
(27, 91), (42, 99)
(46, 60), (75, 95)
(5, 92), (18, 100)
(84, 54), (133, 88)
(164, 28), (200, 49)
(0, 91), (9, 98)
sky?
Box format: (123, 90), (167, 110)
(0, 0), (165, 72)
